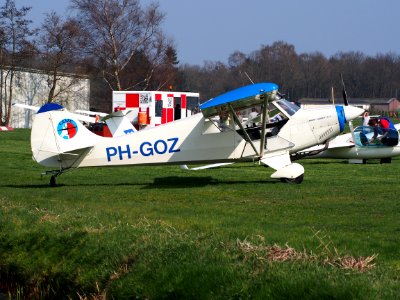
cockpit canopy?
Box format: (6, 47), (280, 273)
(203, 98), (300, 136)
(270, 99), (300, 119)
(353, 126), (399, 147)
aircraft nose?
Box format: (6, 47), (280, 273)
(343, 106), (364, 121)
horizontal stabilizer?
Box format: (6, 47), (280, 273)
(75, 109), (108, 117)
(14, 102), (96, 123)
(12, 103), (40, 112)
(102, 110), (136, 137)
(33, 146), (93, 168)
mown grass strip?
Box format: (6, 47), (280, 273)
(0, 129), (399, 298)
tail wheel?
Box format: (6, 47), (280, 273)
(380, 158), (392, 164)
(280, 174), (304, 184)
(50, 175), (57, 187)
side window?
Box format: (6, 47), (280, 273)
(187, 96), (199, 112)
(155, 100), (162, 117)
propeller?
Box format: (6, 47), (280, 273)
(340, 74), (357, 145)
(341, 74), (349, 106)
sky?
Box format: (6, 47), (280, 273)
(16, 0), (400, 65)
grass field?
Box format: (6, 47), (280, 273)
(1, 129), (400, 299)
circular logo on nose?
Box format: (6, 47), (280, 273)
(57, 119), (78, 139)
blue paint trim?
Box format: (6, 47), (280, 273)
(200, 82), (278, 110)
(335, 105), (346, 132)
(37, 103), (64, 114)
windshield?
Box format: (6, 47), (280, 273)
(274, 99), (300, 117)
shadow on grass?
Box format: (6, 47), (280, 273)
(4, 176), (277, 189)
(3, 182), (147, 189)
(303, 160), (381, 165)
(143, 176), (277, 189)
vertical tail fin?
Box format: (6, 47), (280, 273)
(102, 110), (136, 137)
(31, 104), (101, 168)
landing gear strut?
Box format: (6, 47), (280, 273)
(41, 170), (65, 187)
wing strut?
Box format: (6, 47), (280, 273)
(259, 95), (269, 157)
(227, 104), (260, 157)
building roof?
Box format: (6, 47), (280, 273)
(1, 65), (89, 79)
(298, 98), (399, 105)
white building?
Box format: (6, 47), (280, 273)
(112, 90), (200, 128)
(2, 67), (90, 128)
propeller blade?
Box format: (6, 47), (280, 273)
(340, 74), (349, 106)
(340, 74), (359, 150)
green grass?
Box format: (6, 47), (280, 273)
(1, 129), (400, 299)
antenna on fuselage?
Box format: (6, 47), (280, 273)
(244, 72), (255, 84)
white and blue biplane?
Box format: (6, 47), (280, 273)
(28, 82), (363, 186)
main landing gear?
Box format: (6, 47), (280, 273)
(50, 175), (57, 187)
(280, 174), (304, 184)
(42, 170), (65, 187)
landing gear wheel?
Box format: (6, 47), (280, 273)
(50, 175), (57, 187)
(280, 174), (304, 184)
(380, 157), (392, 164)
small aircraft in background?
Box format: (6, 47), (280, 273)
(27, 82), (363, 186)
(292, 78), (400, 164)
(293, 118), (400, 164)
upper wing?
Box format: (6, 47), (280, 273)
(200, 83), (279, 118)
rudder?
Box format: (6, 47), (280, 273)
(31, 104), (102, 168)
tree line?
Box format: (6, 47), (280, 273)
(1, 0), (400, 125)
(177, 41), (400, 102)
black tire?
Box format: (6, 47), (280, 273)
(380, 157), (392, 164)
(50, 176), (57, 187)
(280, 174), (304, 184)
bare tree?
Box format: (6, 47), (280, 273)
(179, 41), (400, 102)
(0, 0), (33, 126)
(0, 26), (6, 123)
(329, 51), (366, 98)
(228, 51), (257, 87)
(39, 12), (83, 102)
(71, 0), (167, 91)
(298, 52), (330, 98)
(150, 44), (180, 90)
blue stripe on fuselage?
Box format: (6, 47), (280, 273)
(335, 106), (346, 132)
